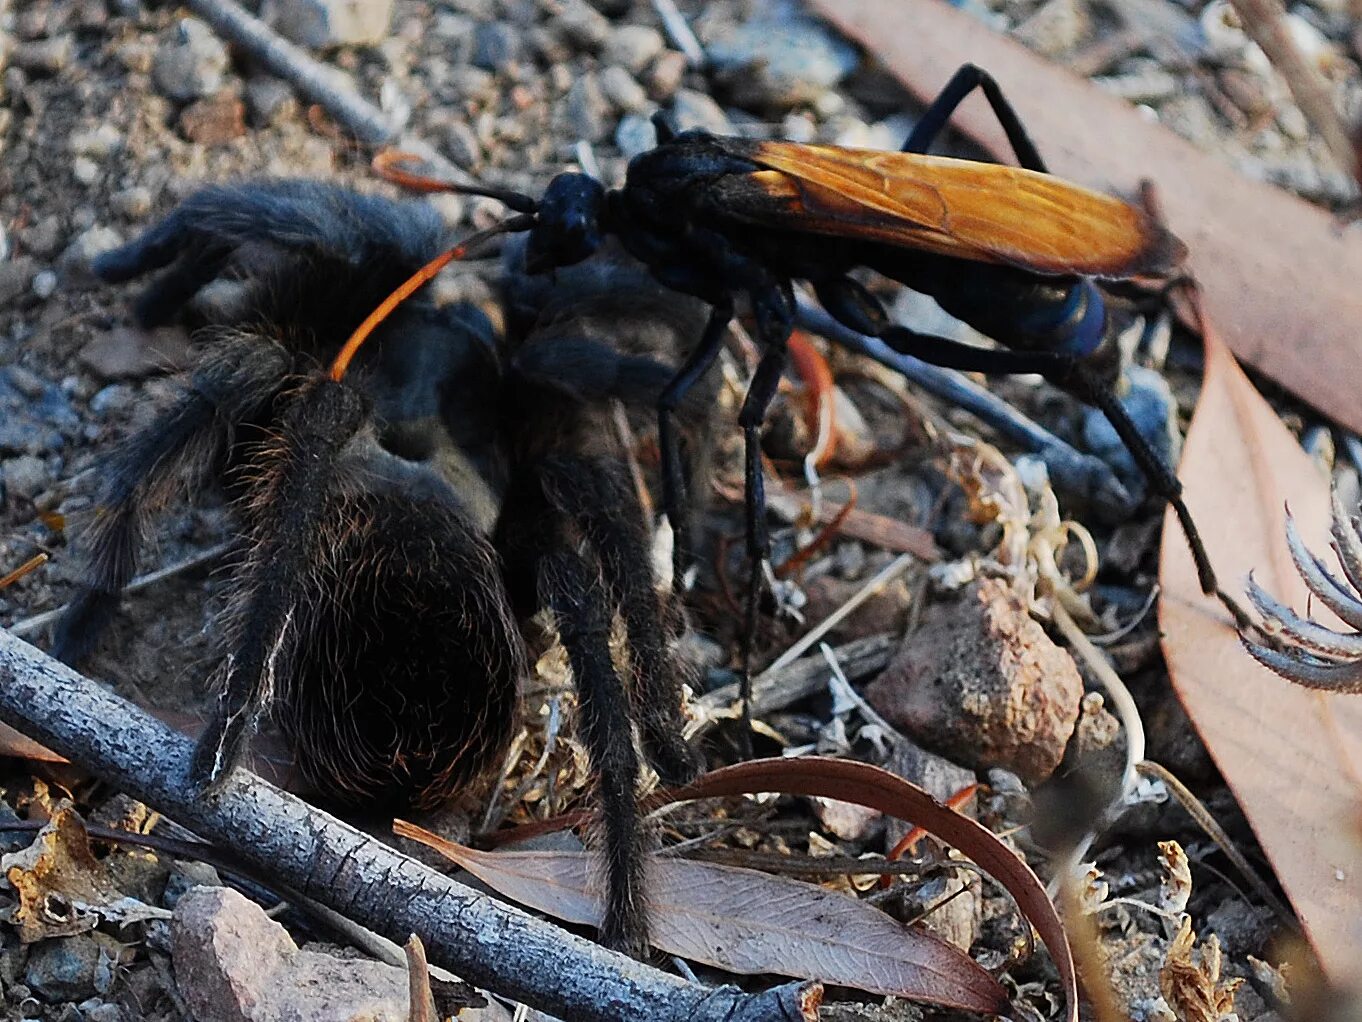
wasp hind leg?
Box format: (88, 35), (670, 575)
(901, 63), (1048, 174)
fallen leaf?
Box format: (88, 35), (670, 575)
(808, 0), (1362, 436)
(395, 822), (1006, 1013)
(481, 757), (1077, 1022)
(1158, 313), (1362, 979)
(0, 722), (65, 764)
(1, 802), (169, 942)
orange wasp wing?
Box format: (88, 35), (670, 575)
(721, 140), (1184, 279)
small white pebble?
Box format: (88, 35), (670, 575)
(73, 156), (99, 186)
(31, 270), (56, 299)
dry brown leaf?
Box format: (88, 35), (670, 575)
(1158, 317), (1362, 979)
(1159, 915), (1243, 1022)
(808, 0), (1362, 436)
(394, 821), (1007, 1013)
(1, 802), (169, 942)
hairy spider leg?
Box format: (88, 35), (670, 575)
(539, 456), (700, 787)
(53, 336), (291, 664)
(534, 540), (648, 954)
(191, 375), (367, 788)
(893, 64), (1250, 627)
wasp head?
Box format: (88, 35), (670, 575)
(526, 173), (606, 273)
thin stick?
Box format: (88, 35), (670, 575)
(1136, 759), (1296, 927)
(6, 541), (236, 639)
(0, 630), (817, 1022)
(0, 553), (48, 590)
(405, 935), (436, 1022)
(760, 553), (915, 679)
(186, 0), (401, 145)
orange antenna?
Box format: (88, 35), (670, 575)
(372, 149), (540, 212)
(328, 215), (534, 382)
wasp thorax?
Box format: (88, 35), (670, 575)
(526, 173), (606, 272)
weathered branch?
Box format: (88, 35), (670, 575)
(0, 630), (819, 1022)
(186, 0), (401, 145)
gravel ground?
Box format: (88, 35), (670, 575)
(2, 0), (1355, 1018)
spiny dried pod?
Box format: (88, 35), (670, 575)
(1240, 488), (1362, 693)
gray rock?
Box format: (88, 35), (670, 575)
(603, 25), (664, 72)
(260, 0), (394, 49)
(669, 88), (731, 134)
(645, 50), (688, 101)
(90, 384), (135, 417)
(19, 217), (64, 260)
(564, 72), (609, 142)
(162, 861), (223, 910)
(173, 887), (410, 1022)
(152, 18), (231, 102)
(557, 0), (610, 50)
(73, 156), (100, 187)
(0, 257), (36, 306)
(704, 7), (857, 110)
(30, 271), (56, 300)
(598, 65), (649, 114)
(2, 456), (50, 502)
(24, 935), (111, 1002)
(110, 186), (154, 220)
(5, 367), (45, 400)
(69, 124), (123, 160)
(615, 112), (658, 159)
(12, 35), (75, 74)
(471, 21), (523, 72)
(77, 1002), (125, 1022)
(440, 119), (482, 170)
(243, 77), (297, 127)
(60, 226), (124, 275)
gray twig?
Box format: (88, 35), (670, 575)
(186, 0), (402, 145)
(0, 630), (818, 1022)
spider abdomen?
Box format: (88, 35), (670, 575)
(275, 493), (524, 810)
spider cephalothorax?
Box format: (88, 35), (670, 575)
(56, 181), (525, 809)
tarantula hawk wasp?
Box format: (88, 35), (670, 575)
(54, 182), (712, 954)
(372, 64), (1253, 717)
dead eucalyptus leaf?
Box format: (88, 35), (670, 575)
(394, 821), (1007, 1013)
(1159, 315), (1362, 979)
(2, 802), (169, 942)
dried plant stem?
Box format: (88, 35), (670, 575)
(0, 630), (818, 1022)
(1136, 759), (1295, 927)
(1224, 0), (1358, 184)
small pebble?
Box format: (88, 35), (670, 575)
(2, 456), (51, 503)
(12, 35), (75, 74)
(31, 271), (56, 300)
(243, 76), (297, 127)
(669, 88), (731, 134)
(110, 186), (154, 220)
(604, 25), (665, 73)
(615, 112), (657, 159)
(177, 92), (248, 145)
(72, 156), (100, 186)
(60, 226), (124, 273)
(598, 65), (649, 114)
(564, 72), (609, 142)
(703, 12), (857, 110)
(645, 50), (688, 102)
(557, 0), (610, 50)
(260, 0), (395, 48)
(1011, 0), (1088, 57)
(90, 385), (135, 417)
(152, 18), (231, 102)
(472, 21), (524, 72)
(0, 258), (36, 305)
(69, 124), (123, 159)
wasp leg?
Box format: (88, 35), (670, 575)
(873, 321), (1255, 630)
(191, 375), (366, 790)
(537, 543), (649, 956)
(658, 304), (731, 581)
(901, 63), (1048, 174)
(53, 337), (290, 665)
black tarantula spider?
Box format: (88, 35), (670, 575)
(54, 181), (710, 953)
